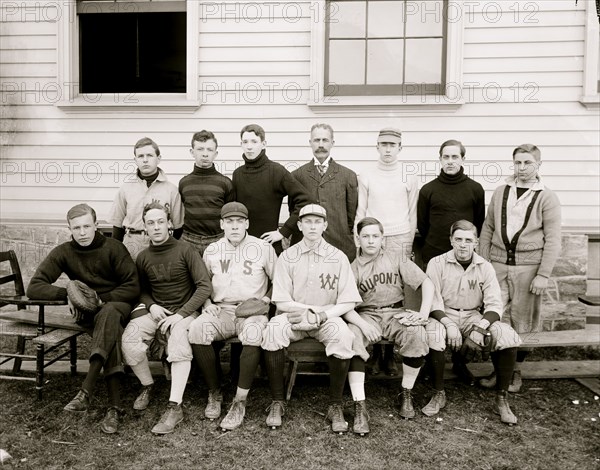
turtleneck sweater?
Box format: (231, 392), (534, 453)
(356, 159), (418, 237)
(26, 231), (139, 304)
(417, 167), (485, 264)
(136, 236), (212, 317)
(179, 164), (234, 237)
(232, 150), (311, 238)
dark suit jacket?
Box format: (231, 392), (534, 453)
(290, 159), (358, 261)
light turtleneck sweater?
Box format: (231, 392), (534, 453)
(355, 159), (418, 237)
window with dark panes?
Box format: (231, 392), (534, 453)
(79, 8), (186, 94)
(325, 0), (446, 96)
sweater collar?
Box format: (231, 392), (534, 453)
(438, 166), (468, 184)
(70, 231), (106, 251)
(506, 175), (545, 191)
(149, 236), (178, 253)
(242, 149), (268, 169)
(377, 159), (399, 171)
(192, 164), (218, 176)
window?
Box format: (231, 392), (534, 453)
(309, 0), (464, 111)
(57, 0), (199, 111)
(580, 0), (600, 109)
(326, 0), (445, 96)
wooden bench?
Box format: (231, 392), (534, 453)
(0, 250), (87, 399)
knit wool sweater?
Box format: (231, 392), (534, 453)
(179, 164), (234, 237)
(232, 150), (311, 238)
(26, 232), (139, 304)
(136, 236), (212, 317)
(356, 160), (418, 237)
(479, 177), (561, 277)
(417, 168), (485, 263)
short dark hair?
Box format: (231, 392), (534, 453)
(513, 143), (541, 161)
(134, 137), (160, 157)
(191, 130), (218, 149)
(439, 139), (466, 158)
(240, 124), (265, 141)
(66, 203), (96, 224)
(450, 219), (478, 237)
(142, 202), (170, 222)
(356, 217), (384, 236)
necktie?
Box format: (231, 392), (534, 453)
(317, 164), (326, 177)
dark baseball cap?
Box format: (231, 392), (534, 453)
(221, 202), (248, 219)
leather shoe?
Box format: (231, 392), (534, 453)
(100, 407), (122, 434)
(64, 390), (89, 413)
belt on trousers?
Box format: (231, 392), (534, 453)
(447, 306), (480, 312)
(182, 231), (224, 242)
(125, 228), (145, 234)
(374, 300), (404, 310)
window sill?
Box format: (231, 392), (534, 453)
(56, 94), (200, 114)
(308, 95), (464, 114)
(579, 95), (600, 110)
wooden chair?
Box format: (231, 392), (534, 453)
(0, 250), (85, 399)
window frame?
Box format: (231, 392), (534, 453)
(579, 0), (600, 110)
(309, 0), (464, 113)
(56, 0), (199, 113)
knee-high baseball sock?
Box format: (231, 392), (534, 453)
(494, 348), (517, 391)
(82, 357), (103, 395)
(401, 356), (425, 390)
(348, 356), (366, 401)
(169, 361), (191, 405)
(384, 343), (395, 361)
(106, 374), (121, 409)
(230, 342), (243, 385)
(237, 346), (260, 391)
(264, 350), (285, 401)
(130, 358), (154, 387)
(427, 350), (446, 391)
(192, 344), (219, 391)
(328, 356), (350, 404)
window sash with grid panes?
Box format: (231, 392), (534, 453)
(325, 0), (446, 96)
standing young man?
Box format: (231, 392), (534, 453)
(261, 204), (361, 433)
(27, 204), (139, 434)
(290, 123), (358, 261)
(109, 137), (184, 260)
(232, 124), (311, 255)
(417, 139), (485, 267)
(188, 202), (276, 431)
(425, 220), (522, 425)
(179, 130), (234, 255)
(121, 202), (212, 435)
(479, 144), (561, 392)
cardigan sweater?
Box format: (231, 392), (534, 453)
(417, 168), (485, 264)
(232, 150), (311, 238)
(479, 177), (561, 277)
(179, 164), (234, 237)
(26, 232), (139, 304)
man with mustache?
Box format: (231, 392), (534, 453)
(289, 123), (358, 262)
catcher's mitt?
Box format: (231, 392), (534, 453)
(149, 329), (168, 360)
(460, 325), (492, 363)
(66, 280), (102, 323)
(235, 298), (270, 319)
(288, 308), (323, 331)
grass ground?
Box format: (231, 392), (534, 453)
(1, 362), (599, 470)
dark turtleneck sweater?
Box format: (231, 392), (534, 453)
(232, 150), (311, 240)
(27, 231), (139, 304)
(417, 167), (485, 264)
(136, 236), (212, 317)
(178, 164), (234, 237)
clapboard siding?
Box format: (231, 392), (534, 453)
(0, 0), (598, 230)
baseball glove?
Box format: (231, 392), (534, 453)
(288, 308), (322, 331)
(460, 325), (493, 363)
(149, 329), (168, 360)
(393, 309), (429, 327)
(235, 298), (270, 319)
(66, 280), (102, 323)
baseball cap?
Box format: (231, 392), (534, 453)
(299, 204), (327, 219)
(221, 202), (248, 219)
(377, 127), (402, 144)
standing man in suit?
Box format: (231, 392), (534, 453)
(290, 123), (358, 262)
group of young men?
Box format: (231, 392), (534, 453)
(25, 124), (561, 436)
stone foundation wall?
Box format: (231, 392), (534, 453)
(0, 224), (591, 330)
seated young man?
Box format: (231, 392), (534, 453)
(344, 217), (436, 434)
(188, 202), (276, 431)
(27, 203), (139, 434)
(424, 220), (522, 425)
(261, 204), (361, 433)
(121, 202), (212, 435)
